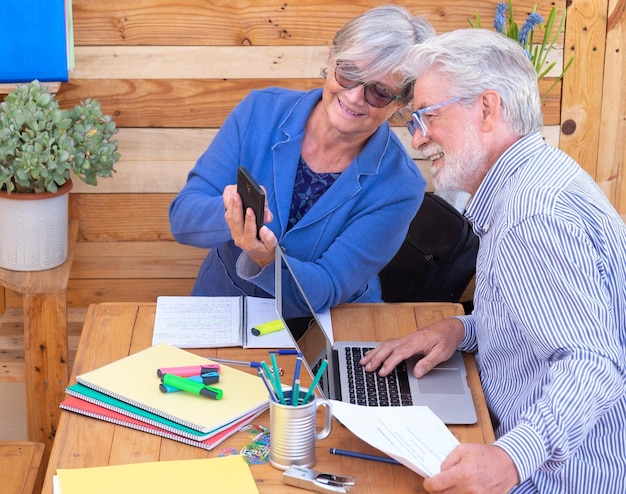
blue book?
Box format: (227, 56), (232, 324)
(0, 0), (69, 83)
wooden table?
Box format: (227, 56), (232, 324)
(43, 302), (494, 494)
(0, 220), (78, 465)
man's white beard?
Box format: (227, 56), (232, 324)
(430, 122), (486, 193)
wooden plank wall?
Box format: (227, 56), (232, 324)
(560, 0), (624, 213)
(2, 0), (623, 310)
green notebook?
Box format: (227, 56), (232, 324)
(65, 383), (215, 440)
(60, 392), (263, 451)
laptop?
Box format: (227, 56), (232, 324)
(275, 248), (477, 424)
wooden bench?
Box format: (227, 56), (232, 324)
(0, 441), (45, 494)
(0, 221), (78, 466)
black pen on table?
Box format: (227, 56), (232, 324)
(329, 448), (401, 465)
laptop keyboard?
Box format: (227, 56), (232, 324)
(344, 346), (413, 406)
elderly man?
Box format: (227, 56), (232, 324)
(361, 29), (626, 493)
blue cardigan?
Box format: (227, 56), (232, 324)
(169, 87), (426, 315)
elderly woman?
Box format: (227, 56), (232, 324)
(169, 5), (433, 317)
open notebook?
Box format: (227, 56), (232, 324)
(275, 248), (477, 424)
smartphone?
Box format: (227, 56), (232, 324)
(237, 166), (265, 239)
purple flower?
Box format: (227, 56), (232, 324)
(518, 12), (544, 45)
(494, 2), (508, 33)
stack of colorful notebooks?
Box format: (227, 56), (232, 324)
(60, 343), (270, 450)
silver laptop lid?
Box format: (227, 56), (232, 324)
(274, 247), (336, 399)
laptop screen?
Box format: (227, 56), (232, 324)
(275, 248), (335, 399)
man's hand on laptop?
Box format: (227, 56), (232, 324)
(360, 318), (465, 378)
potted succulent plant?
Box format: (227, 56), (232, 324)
(0, 80), (120, 271)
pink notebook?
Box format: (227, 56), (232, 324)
(60, 395), (262, 451)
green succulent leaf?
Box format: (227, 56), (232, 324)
(0, 80), (120, 194)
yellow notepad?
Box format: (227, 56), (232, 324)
(75, 343), (268, 433)
(56, 456), (259, 494)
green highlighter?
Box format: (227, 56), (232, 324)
(251, 319), (285, 336)
(160, 373), (223, 400)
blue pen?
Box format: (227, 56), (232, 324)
(268, 349), (299, 355)
(257, 367), (279, 402)
(261, 360), (285, 404)
(211, 357), (283, 376)
(208, 358), (262, 369)
(329, 448), (401, 465)
(291, 354), (302, 405)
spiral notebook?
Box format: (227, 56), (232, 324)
(75, 343), (269, 433)
(60, 395), (261, 450)
(65, 382), (246, 441)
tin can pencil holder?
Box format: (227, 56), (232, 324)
(269, 387), (332, 470)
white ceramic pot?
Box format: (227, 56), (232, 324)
(0, 180), (73, 271)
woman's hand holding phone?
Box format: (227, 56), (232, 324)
(237, 166), (265, 239)
(223, 167), (276, 268)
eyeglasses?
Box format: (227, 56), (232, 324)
(333, 62), (406, 108)
(406, 97), (462, 137)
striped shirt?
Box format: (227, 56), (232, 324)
(459, 132), (626, 493)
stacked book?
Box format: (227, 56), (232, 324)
(60, 343), (270, 450)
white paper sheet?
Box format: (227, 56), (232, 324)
(330, 400), (460, 478)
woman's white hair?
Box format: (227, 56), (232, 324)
(321, 5), (434, 105)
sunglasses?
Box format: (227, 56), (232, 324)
(333, 61), (406, 108)
(406, 97), (462, 137)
